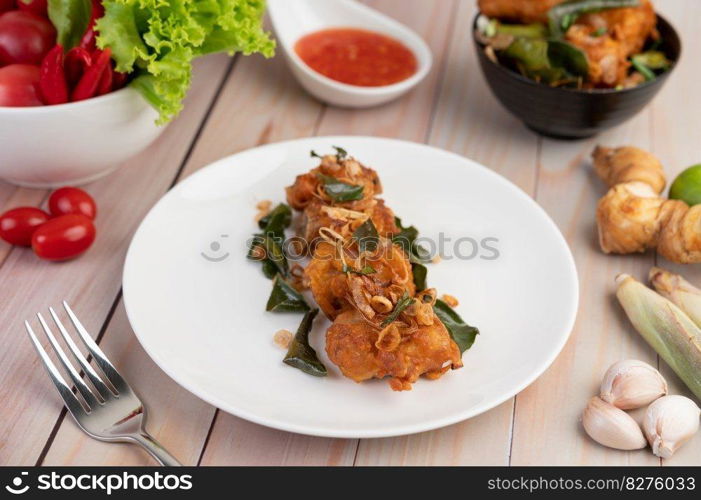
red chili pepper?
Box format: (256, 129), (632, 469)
(96, 64), (113, 95)
(71, 48), (111, 102)
(39, 45), (68, 105)
(111, 71), (128, 91)
(79, 0), (105, 51)
(64, 47), (92, 89)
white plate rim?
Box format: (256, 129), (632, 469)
(123, 136), (579, 439)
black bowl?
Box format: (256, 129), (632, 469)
(473, 14), (681, 139)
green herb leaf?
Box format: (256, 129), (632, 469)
(412, 263), (428, 291)
(392, 217), (431, 263)
(433, 299), (479, 354)
(258, 203), (292, 239)
(284, 309), (327, 377)
(547, 0), (640, 38)
(248, 234), (288, 278)
(381, 291), (414, 327)
(310, 150), (322, 158)
(353, 219), (379, 253)
(342, 264), (377, 276)
(266, 275), (310, 313)
(261, 259), (278, 280)
(317, 174), (364, 202)
(547, 40), (589, 78)
(333, 146), (348, 160)
(48, 0), (92, 50)
(592, 27), (607, 37)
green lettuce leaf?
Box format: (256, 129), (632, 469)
(96, 0), (275, 124)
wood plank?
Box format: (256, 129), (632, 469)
(42, 44), (328, 465)
(648, 0), (701, 466)
(509, 91), (661, 465)
(42, 302), (216, 466)
(0, 54), (232, 466)
(354, 0), (539, 466)
(199, 0), (460, 466)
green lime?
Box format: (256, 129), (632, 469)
(669, 164), (701, 206)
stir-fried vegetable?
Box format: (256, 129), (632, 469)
(266, 275), (310, 313)
(283, 309), (327, 377)
(477, 0), (670, 89)
(433, 299), (480, 354)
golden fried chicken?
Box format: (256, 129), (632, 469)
(576, 0), (656, 56)
(306, 239), (414, 320)
(285, 153), (381, 210)
(478, 0), (563, 23)
(326, 309), (463, 391)
(566, 0), (657, 87)
(302, 198), (398, 246)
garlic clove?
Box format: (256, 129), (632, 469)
(643, 395), (701, 458)
(600, 359), (668, 410)
(582, 396), (647, 450)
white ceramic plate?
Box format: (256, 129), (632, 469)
(123, 136), (578, 438)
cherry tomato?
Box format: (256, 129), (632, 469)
(48, 187), (97, 220)
(0, 64), (42, 106)
(32, 214), (96, 261)
(0, 0), (14, 14)
(17, 0), (47, 17)
(0, 207), (50, 246)
(0, 11), (56, 65)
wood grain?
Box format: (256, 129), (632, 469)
(0, 54), (232, 466)
(4, 0), (701, 467)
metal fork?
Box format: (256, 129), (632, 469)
(26, 301), (181, 466)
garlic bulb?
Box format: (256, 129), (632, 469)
(582, 397), (647, 450)
(643, 395), (700, 458)
(600, 359), (668, 410)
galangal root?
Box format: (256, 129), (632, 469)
(594, 145), (701, 264)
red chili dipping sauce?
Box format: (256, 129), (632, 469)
(294, 28), (418, 87)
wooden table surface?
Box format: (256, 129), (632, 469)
(2, 0), (701, 466)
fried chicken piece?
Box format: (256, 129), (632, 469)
(478, 0), (563, 24)
(285, 154), (382, 210)
(326, 310), (463, 391)
(566, 0), (657, 87)
(302, 198), (398, 246)
(576, 0), (656, 56)
(306, 240), (414, 320)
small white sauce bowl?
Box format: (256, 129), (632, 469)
(0, 86), (165, 188)
(268, 0), (432, 108)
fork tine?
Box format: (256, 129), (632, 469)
(26, 321), (86, 417)
(62, 301), (128, 392)
(37, 313), (100, 408)
(49, 307), (113, 400)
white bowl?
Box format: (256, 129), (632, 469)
(267, 0), (432, 108)
(0, 87), (165, 188)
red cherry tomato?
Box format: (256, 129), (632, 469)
(0, 206), (50, 246)
(48, 187), (97, 220)
(0, 0), (14, 14)
(17, 0), (47, 17)
(0, 11), (56, 65)
(32, 214), (96, 261)
(0, 64), (42, 106)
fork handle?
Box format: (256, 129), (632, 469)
(131, 432), (183, 466)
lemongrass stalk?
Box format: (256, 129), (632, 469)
(615, 274), (701, 401)
(649, 267), (701, 330)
